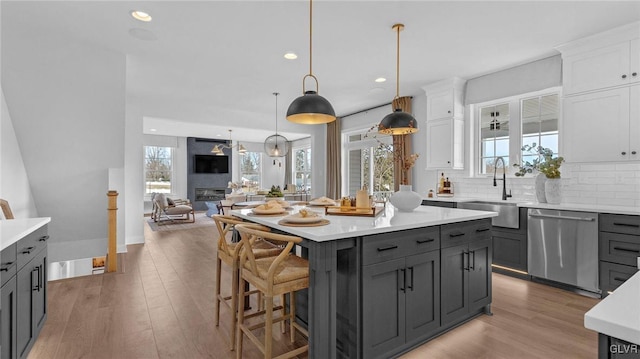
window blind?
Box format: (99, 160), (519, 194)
(464, 54), (562, 105)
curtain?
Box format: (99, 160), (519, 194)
(392, 96), (413, 190)
(326, 117), (341, 199)
(284, 141), (292, 189)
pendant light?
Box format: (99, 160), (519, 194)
(378, 24), (418, 135)
(286, 0), (336, 124)
(211, 130), (247, 155)
(265, 92), (290, 159)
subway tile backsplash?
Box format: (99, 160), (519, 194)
(425, 162), (640, 208)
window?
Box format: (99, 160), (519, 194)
(344, 130), (394, 199)
(240, 152), (261, 189)
(476, 90), (559, 175)
(294, 147), (312, 192)
(144, 146), (173, 194)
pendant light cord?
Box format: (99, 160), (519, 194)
(395, 24), (401, 99)
(274, 92), (279, 135)
(309, 0), (313, 76)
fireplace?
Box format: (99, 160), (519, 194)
(195, 188), (226, 202)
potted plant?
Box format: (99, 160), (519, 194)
(513, 144), (564, 204)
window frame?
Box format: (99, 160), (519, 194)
(239, 151), (262, 189)
(342, 127), (394, 198)
(144, 145), (174, 196)
(292, 145), (312, 193)
(473, 87), (561, 177)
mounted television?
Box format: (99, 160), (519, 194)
(194, 155), (229, 174)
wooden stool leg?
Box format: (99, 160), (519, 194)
(290, 291), (296, 343)
(280, 294), (286, 334)
(230, 264), (239, 351)
(236, 278), (246, 359)
(214, 257), (222, 326)
(265, 295), (274, 359)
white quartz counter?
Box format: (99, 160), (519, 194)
(231, 204), (497, 242)
(1, 217), (51, 251)
(422, 196), (640, 216)
(585, 271), (640, 345)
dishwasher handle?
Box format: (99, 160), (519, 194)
(529, 213), (595, 222)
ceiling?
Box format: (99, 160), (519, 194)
(3, 1), (640, 143)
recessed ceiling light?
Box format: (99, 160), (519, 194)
(375, 77), (386, 83)
(149, 128), (157, 132)
(131, 10), (152, 22)
(284, 52), (298, 60)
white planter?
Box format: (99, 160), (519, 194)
(544, 178), (562, 204)
(389, 185), (422, 212)
(535, 173), (547, 203)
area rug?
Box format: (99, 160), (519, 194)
(146, 212), (216, 232)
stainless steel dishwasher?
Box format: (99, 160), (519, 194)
(528, 208), (599, 294)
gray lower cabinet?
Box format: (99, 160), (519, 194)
(1, 224), (48, 359)
(491, 207), (528, 273)
(441, 220), (492, 327)
(1, 276), (17, 359)
(599, 213), (640, 294)
(362, 251), (440, 359)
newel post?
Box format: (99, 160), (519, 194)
(107, 190), (118, 272)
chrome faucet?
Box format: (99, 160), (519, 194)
(493, 157), (512, 201)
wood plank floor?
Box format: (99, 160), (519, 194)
(30, 218), (599, 359)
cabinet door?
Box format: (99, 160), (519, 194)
(630, 85), (640, 160)
(16, 261), (37, 359)
(426, 119), (452, 169)
(492, 231), (527, 271)
(563, 41), (630, 95)
(405, 251), (440, 342)
(1, 276), (17, 359)
(362, 258), (406, 359)
(562, 87), (630, 162)
(440, 244), (467, 327)
(32, 249), (47, 335)
(428, 88), (455, 120)
(468, 239), (492, 312)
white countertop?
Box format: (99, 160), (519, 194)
(422, 196), (640, 216)
(585, 271), (640, 345)
(231, 204), (497, 242)
(1, 217), (51, 251)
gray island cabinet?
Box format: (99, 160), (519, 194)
(233, 205), (496, 359)
(1, 218), (50, 359)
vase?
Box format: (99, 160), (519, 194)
(544, 178), (562, 204)
(389, 185), (422, 212)
(535, 173), (547, 203)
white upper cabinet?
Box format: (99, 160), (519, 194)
(422, 77), (466, 169)
(557, 22), (640, 96)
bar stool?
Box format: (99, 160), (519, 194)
(212, 215), (283, 350)
(235, 224), (309, 359)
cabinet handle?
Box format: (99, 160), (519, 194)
(470, 250), (476, 270)
(622, 74), (627, 79)
(449, 232), (465, 238)
(476, 228), (490, 233)
(0, 262), (14, 271)
(613, 222), (640, 228)
(407, 267), (414, 291)
(622, 152), (627, 155)
(399, 269), (406, 292)
(416, 238), (435, 244)
(633, 72), (638, 77)
(22, 246), (35, 254)
(39, 264), (44, 290)
(463, 250), (470, 271)
(613, 277), (628, 282)
(447, 110), (451, 114)
(32, 267), (39, 292)
(632, 151), (637, 155)
(613, 246), (640, 254)
(377, 245), (398, 252)
(39, 235), (49, 242)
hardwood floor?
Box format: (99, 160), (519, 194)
(30, 218), (599, 359)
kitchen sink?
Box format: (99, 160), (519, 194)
(457, 200), (520, 229)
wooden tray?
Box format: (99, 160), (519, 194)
(324, 206), (383, 217)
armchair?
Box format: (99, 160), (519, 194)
(151, 193), (195, 223)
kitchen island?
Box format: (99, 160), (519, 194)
(232, 204), (497, 358)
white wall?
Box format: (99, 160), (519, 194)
(0, 88), (38, 218)
(3, 29), (126, 262)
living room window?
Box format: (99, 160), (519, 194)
(476, 90), (559, 176)
(240, 152), (261, 189)
(144, 146), (173, 194)
(293, 147), (312, 192)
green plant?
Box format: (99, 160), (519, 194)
(513, 143), (564, 179)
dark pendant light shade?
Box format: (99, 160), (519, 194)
(286, 90), (336, 124)
(378, 109), (418, 135)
